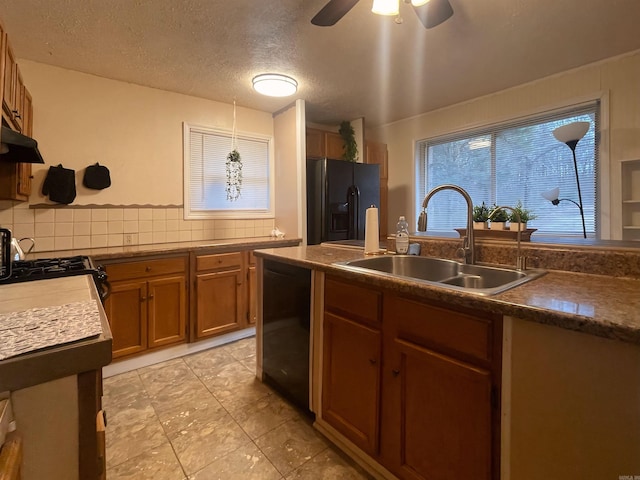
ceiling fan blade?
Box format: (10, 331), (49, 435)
(311, 0), (360, 26)
(412, 0), (454, 29)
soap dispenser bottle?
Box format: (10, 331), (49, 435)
(396, 216), (409, 254)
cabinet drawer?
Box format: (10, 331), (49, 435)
(196, 252), (243, 272)
(385, 295), (495, 363)
(106, 256), (186, 281)
(325, 276), (382, 326)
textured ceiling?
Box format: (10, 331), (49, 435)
(2, 0), (640, 127)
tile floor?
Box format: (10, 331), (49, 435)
(104, 337), (373, 479)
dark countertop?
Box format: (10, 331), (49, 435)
(30, 237), (301, 262)
(254, 245), (640, 346)
(0, 275), (112, 392)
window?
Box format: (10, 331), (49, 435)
(184, 123), (273, 219)
(416, 102), (599, 237)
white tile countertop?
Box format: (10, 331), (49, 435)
(0, 276), (112, 392)
(0, 300), (103, 361)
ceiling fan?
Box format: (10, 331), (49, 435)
(311, 0), (454, 29)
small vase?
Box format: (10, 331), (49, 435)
(473, 221), (488, 230)
(509, 222), (527, 232)
(491, 221), (506, 231)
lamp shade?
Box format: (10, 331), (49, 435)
(372, 0), (399, 15)
(252, 74), (298, 97)
(552, 121), (590, 144)
(542, 187), (560, 202)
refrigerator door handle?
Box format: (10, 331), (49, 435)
(347, 185), (360, 240)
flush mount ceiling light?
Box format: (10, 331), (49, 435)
(252, 74), (298, 97)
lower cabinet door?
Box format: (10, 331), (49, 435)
(147, 275), (187, 348)
(104, 280), (148, 358)
(195, 269), (244, 338)
(383, 338), (493, 480)
(322, 311), (381, 456)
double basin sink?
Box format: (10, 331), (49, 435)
(333, 255), (545, 296)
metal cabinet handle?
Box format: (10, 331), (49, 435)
(140, 296), (146, 302)
(145, 266), (151, 272)
(12, 110), (21, 119)
(392, 369), (400, 377)
(369, 358), (377, 365)
(148, 294), (154, 300)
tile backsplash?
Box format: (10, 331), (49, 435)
(0, 201), (275, 252)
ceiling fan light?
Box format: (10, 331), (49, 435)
(372, 0), (400, 16)
(252, 74), (298, 97)
(411, 0), (430, 6)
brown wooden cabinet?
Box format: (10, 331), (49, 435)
(0, 23), (34, 201)
(365, 141), (389, 238)
(77, 370), (105, 480)
(0, 22), (6, 120)
(322, 276), (382, 456)
(381, 295), (499, 480)
(306, 127), (345, 160)
(192, 251), (247, 339)
(322, 277), (502, 480)
(2, 35), (20, 129)
(103, 256), (188, 359)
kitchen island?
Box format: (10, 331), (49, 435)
(0, 275), (112, 480)
(254, 244), (640, 480)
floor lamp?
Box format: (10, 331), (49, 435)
(543, 121), (590, 238)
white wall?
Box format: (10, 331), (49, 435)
(502, 317), (640, 479)
(0, 61), (280, 251)
(20, 61), (274, 206)
(370, 50), (640, 239)
(273, 99), (306, 239)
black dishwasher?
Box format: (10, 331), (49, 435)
(262, 259), (312, 412)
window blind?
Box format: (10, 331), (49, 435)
(416, 102), (599, 236)
(185, 124), (272, 218)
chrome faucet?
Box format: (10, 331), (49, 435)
(488, 205), (526, 271)
(417, 184), (475, 265)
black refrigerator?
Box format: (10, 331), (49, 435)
(306, 158), (380, 245)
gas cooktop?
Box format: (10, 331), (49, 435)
(1, 256), (98, 284)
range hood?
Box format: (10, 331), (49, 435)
(0, 126), (45, 164)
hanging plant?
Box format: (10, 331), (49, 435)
(339, 120), (358, 162)
(226, 100), (242, 201)
(226, 149), (242, 201)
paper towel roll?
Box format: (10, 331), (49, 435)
(364, 206), (380, 255)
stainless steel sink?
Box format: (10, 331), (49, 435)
(333, 255), (545, 296)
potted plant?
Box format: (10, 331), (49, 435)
(339, 121), (358, 162)
(509, 200), (537, 231)
(489, 204), (508, 230)
(472, 202), (490, 229)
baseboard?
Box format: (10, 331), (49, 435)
(102, 327), (256, 378)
